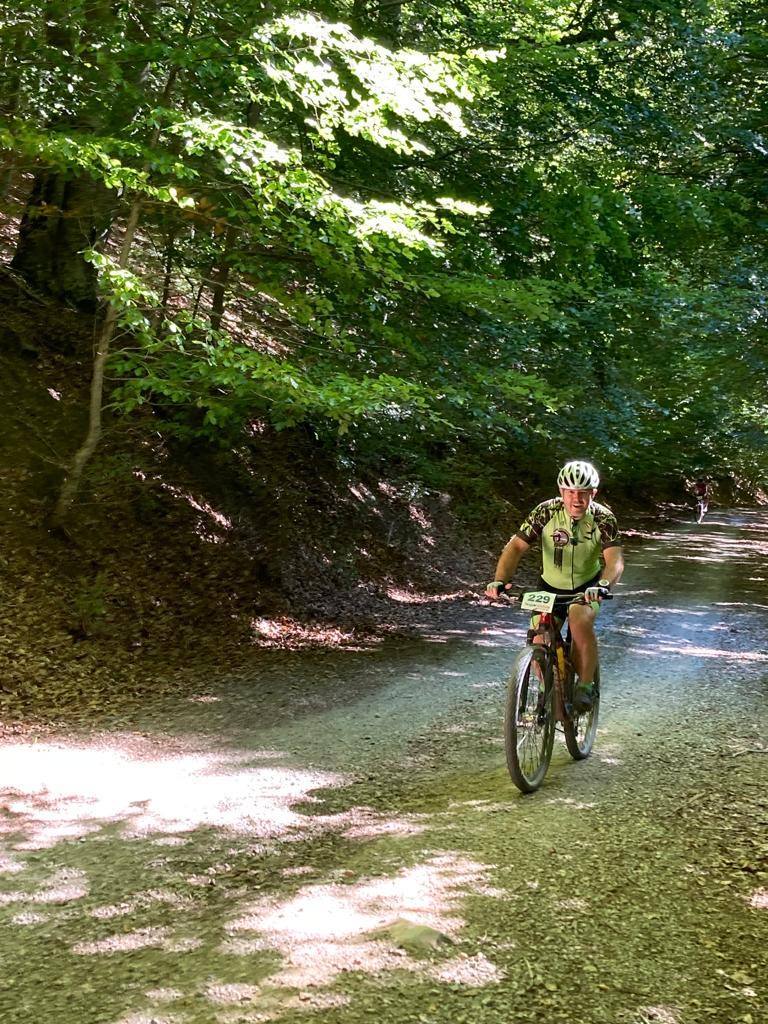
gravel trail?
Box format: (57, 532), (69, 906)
(1, 509), (766, 1024)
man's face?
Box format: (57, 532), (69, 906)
(560, 487), (596, 520)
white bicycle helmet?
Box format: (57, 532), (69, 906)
(557, 460), (600, 489)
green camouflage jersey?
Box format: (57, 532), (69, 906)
(516, 498), (621, 591)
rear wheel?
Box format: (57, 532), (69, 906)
(563, 664), (600, 759)
(504, 646), (555, 793)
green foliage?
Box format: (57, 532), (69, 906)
(1, 0), (767, 500)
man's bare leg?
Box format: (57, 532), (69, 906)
(568, 604), (598, 685)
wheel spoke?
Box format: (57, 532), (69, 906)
(505, 647), (556, 792)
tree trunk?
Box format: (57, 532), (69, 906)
(160, 227), (178, 316)
(0, 23), (26, 200)
(8, 0), (157, 309)
(10, 171), (115, 309)
(209, 225), (239, 331)
(49, 7), (195, 523)
(50, 201), (142, 527)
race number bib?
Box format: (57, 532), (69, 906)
(520, 590), (557, 613)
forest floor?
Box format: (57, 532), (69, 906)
(0, 508), (766, 1024)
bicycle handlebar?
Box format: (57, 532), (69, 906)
(488, 585), (613, 604)
(526, 588), (613, 606)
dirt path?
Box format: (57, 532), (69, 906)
(1, 510), (766, 1024)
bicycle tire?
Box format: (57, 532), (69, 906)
(504, 645), (555, 793)
(563, 664), (600, 760)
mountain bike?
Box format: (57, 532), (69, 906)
(503, 588), (612, 794)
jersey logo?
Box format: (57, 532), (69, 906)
(552, 527), (570, 570)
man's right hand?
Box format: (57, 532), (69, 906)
(485, 581), (509, 599)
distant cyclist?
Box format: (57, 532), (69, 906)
(691, 478), (709, 522)
(485, 461), (624, 712)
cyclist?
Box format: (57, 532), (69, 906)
(485, 460), (624, 713)
(691, 478), (709, 519)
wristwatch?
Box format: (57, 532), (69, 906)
(598, 578), (611, 589)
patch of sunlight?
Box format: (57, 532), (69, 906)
(223, 854), (491, 989)
(453, 801), (513, 814)
(2, 867), (89, 908)
(187, 694), (222, 703)
(0, 741), (345, 848)
(474, 885), (508, 898)
(250, 617), (365, 650)
(656, 643), (768, 661)
(713, 601), (768, 611)
(214, 990), (351, 1024)
(333, 807), (426, 840)
(115, 1014), (179, 1024)
(0, 890), (25, 905)
(35, 866), (89, 903)
(387, 588), (473, 605)
(145, 989), (183, 1003)
(615, 625), (651, 637)
(554, 897), (588, 911)
(633, 1007), (681, 1024)
(74, 927), (203, 955)
(622, 643), (749, 659)
(546, 797), (596, 810)
(74, 926), (170, 955)
(166, 936), (203, 952)
(160, 482), (232, 529)
(0, 853), (24, 873)
(348, 482), (374, 502)
(748, 888), (768, 909)
(187, 874), (217, 886)
(12, 910), (50, 925)
(285, 992), (350, 1012)
(206, 982), (262, 1005)
(645, 608), (708, 617)
(92, 888), (195, 920)
(428, 952), (504, 986)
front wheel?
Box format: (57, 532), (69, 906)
(563, 665), (600, 760)
(504, 645), (555, 793)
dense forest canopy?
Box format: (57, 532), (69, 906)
(0, 0), (766, 517)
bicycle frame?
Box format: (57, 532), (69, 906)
(528, 608), (574, 722)
(504, 589), (608, 793)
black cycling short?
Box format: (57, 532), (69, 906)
(537, 572), (601, 598)
(531, 572), (602, 626)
